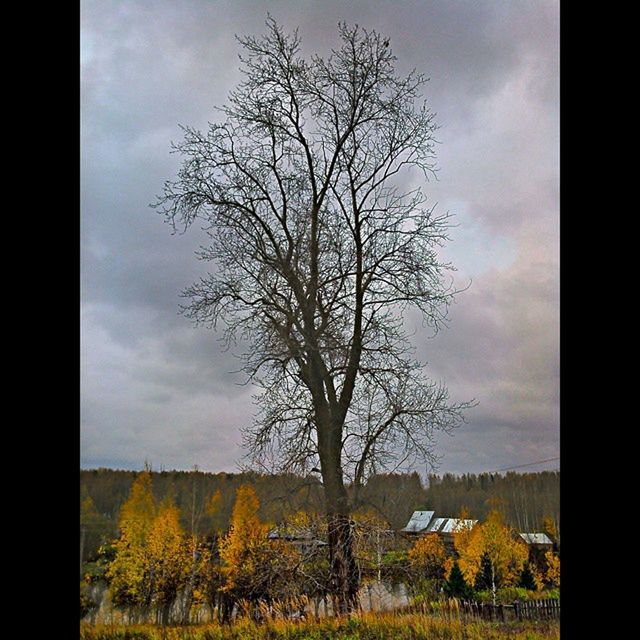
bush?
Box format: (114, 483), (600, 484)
(407, 577), (443, 602)
(474, 587), (559, 604)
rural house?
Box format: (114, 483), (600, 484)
(517, 532), (554, 568)
(399, 510), (435, 534)
(400, 511), (478, 554)
(267, 524), (327, 556)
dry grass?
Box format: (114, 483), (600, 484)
(80, 610), (560, 640)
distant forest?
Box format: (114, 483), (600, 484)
(80, 468), (559, 564)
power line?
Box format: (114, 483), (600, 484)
(487, 457), (560, 474)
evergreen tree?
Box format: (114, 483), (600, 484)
(473, 552), (493, 591)
(518, 562), (537, 590)
(444, 561), (472, 600)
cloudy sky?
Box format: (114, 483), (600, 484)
(80, 0), (559, 477)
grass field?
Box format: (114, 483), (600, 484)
(80, 611), (560, 639)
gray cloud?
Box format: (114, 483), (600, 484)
(81, 0), (559, 475)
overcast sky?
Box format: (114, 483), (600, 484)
(80, 0), (559, 478)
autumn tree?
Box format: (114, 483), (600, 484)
(154, 18), (470, 613)
(219, 485), (300, 619)
(106, 470), (157, 620)
(409, 534), (447, 582)
(544, 550), (560, 588)
(407, 533), (448, 600)
(455, 509), (528, 605)
(146, 500), (192, 625)
(541, 514), (560, 550)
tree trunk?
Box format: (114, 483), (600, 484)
(218, 594), (234, 625)
(317, 408), (359, 615)
(161, 601), (171, 626)
(491, 564), (496, 606)
(326, 511), (358, 614)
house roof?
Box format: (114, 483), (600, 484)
(267, 525), (327, 545)
(426, 517), (477, 533)
(267, 525), (312, 540)
(400, 510), (435, 533)
(519, 532), (553, 545)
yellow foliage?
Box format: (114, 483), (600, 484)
(530, 564), (545, 591)
(352, 509), (391, 553)
(219, 485), (300, 602)
(456, 525), (486, 586)
(81, 494), (98, 519)
(281, 509), (327, 540)
(107, 471), (158, 607)
(285, 510), (312, 529)
(146, 501), (192, 605)
(443, 556), (455, 580)
(544, 550), (560, 587)
(542, 515), (559, 544)
(219, 486), (271, 590)
(409, 534), (446, 567)
(409, 534), (447, 580)
(206, 490), (222, 517)
(455, 510), (528, 589)
(230, 485), (261, 531)
(450, 508), (475, 558)
(352, 508), (388, 527)
(118, 470), (157, 545)
(107, 473), (195, 616)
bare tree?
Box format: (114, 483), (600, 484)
(153, 18), (471, 614)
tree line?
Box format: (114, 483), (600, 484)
(81, 471), (560, 624)
(81, 468), (559, 568)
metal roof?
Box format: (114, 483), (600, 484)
(267, 526), (328, 546)
(400, 510), (435, 533)
(519, 532), (553, 545)
(425, 517), (445, 532)
(426, 517), (477, 533)
(267, 525), (313, 540)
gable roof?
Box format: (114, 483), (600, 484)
(400, 510), (435, 533)
(519, 532), (553, 545)
(426, 517), (477, 533)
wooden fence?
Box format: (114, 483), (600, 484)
(512, 598), (560, 621)
(439, 598), (560, 622)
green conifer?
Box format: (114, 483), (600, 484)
(518, 562), (537, 590)
(444, 560), (472, 599)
